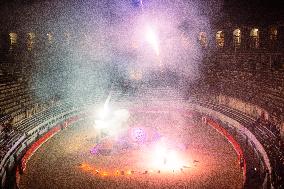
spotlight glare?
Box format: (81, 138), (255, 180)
(145, 25), (160, 56)
(151, 141), (185, 171)
(97, 106), (109, 120)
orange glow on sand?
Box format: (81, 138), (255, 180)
(80, 163), (93, 172)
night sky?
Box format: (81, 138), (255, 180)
(223, 0), (284, 24)
(0, 0), (284, 31)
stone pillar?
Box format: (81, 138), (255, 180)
(224, 28), (233, 51)
(281, 122), (284, 141)
(242, 27), (250, 51)
(260, 27), (268, 49)
(277, 26), (284, 50)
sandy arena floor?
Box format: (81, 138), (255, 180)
(19, 107), (243, 189)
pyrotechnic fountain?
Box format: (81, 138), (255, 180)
(90, 92), (191, 173)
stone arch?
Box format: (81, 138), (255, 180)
(47, 33), (53, 44)
(269, 26), (278, 49)
(27, 32), (36, 51)
(250, 28), (260, 49)
(9, 32), (18, 49)
(269, 27), (277, 41)
(233, 29), (241, 48)
(198, 32), (208, 48)
(216, 31), (224, 48)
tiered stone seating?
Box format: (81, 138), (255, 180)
(0, 81), (58, 124)
(110, 87), (186, 103)
(200, 52), (284, 187)
(0, 101), (67, 163)
(0, 80), (60, 164)
(0, 91), (105, 163)
(209, 69), (284, 123)
(190, 97), (284, 188)
(0, 125), (21, 161)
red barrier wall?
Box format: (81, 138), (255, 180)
(16, 115), (81, 185)
(206, 118), (246, 180)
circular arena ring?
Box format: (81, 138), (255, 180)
(19, 103), (244, 189)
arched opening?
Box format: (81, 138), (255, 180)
(180, 32), (190, 48)
(216, 31), (224, 48)
(47, 33), (53, 44)
(233, 29), (241, 49)
(250, 28), (259, 49)
(9, 32), (17, 50)
(27, 32), (36, 51)
(269, 27), (277, 48)
(269, 27), (277, 40)
(64, 32), (71, 42)
(198, 32), (208, 48)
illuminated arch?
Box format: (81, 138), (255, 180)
(27, 32), (36, 51)
(198, 32), (208, 48)
(250, 28), (259, 49)
(47, 33), (53, 44)
(9, 32), (18, 49)
(64, 32), (71, 42)
(269, 27), (277, 41)
(216, 31), (224, 48)
(233, 29), (241, 48)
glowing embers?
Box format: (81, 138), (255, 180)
(79, 163), (106, 176)
(79, 162), (138, 177)
(78, 162), (188, 178)
(80, 163), (93, 172)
